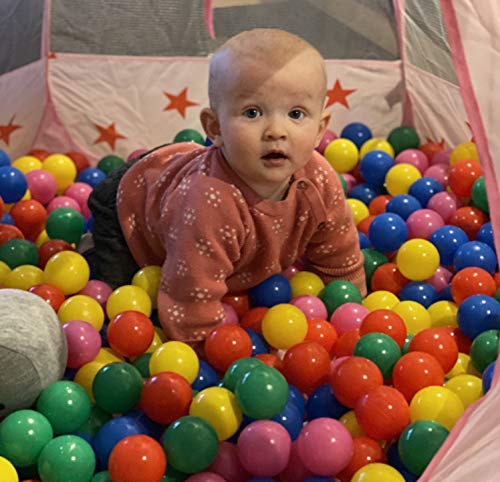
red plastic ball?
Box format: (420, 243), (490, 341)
(204, 325), (253, 372)
(450, 267), (496, 304)
(28, 283), (66, 311)
(305, 319), (338, 356)
(0, 223), (25, 247)
(333, 329), (361, 358)
(442, 326), (472, 355)
(392, 351), (445, 402)
(354, 385), (410, 440)
(38, 239), (74, 268)
(330, 356), (383, 408)
(368, 195), (392, 216)
(108, 434), (166, 482)
(356, 215), (375, 236)
(419, 140), (445, 161)
(240, 307), (268, 333)
(107, 310), (155, 357)
(28, 148), (50, 160)
(408, 328), (458, 373)
(254, 353), (284, 373)
(0, 196), (4, 220)
(65, 151), (90, 173)
(140, 371), (192, 424)
(359, 309), (407, 349)
(448, 159), (482, 198)
(370, 262), (409, 295)
(10, 199), (47, 241)
(449, 206), (488, 239)
(222, 292), (250, 319)
(283, 341), (331, 394)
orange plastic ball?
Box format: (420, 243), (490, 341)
(107, 310), (155, 357)
(9, 199), (47, 241)
(221, 292), (250, 319)
(450, 267), (496, 304)
(240, 306), (268, 333)
(254, 353), (284, 373)
(305, 319), (338, 356)
(448, 159), (482, 198)
(334, 329), (361, 357)
(359, 309), (407, 349)
(449, 206), (488, 239)
(204, 325), (253, 372)
(369, 195), (392, 216)
(409, 328), (459, 373)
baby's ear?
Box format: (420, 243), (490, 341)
(315, 109), (331, 147)
(200, 108), (223, 146)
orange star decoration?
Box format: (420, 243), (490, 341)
(163, 87), (199, 118)
(94, 122), (126, 150)
(0, 116), (22, 146)
(325, 80), (356, 109)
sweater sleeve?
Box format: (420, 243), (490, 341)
(156, 176), (248, 343)
(305, 172), (367, 297)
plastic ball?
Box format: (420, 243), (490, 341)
(445, 374), (483, 408)
(353, 333), (401, 380)
(289, 271), (324, 297)
(368, 212), (408, 252)
(392, 300), (431, 335)
(2, 264), (44, 290)
(341, 122), (372, 149)
(185, 473), (226, 482)
(349, 183), (384, 206)
(290, 295), (327, 320)
(306, 319), (338, 355)
(320, 280), (363, 317)
(76, 167), (106, 188)
(306, 383), (348, 421)
(45, 207), (85, 245)
(360, 138), (395, 158)
(386, 194), (422, 220)
(449, 206), (488, 239)
(369, 194), (391, 216)
(63, 320), (102, 369)
(457, 294), (500, 339)
(395, 148), (428, 174)
(106, 284), (152, 319)
(406, 208), (444, 240)
(58, 294), (105, 330)
(396, 238), (440, 281)
(97, 154), (125, 175)
(0, 165), (28, 203)
(429, 225), (468, 266)
(107, 310), (155, 357)
(398, 282), (437, 308)
(451, 267), (496, 304)
(427, 191), (460, 223)
(385, 163), (422, 196)
(351, 463), (405, 482)
(448, 158), (482, 198)
(370, 263), (409, 295)
(324, 138), (359, 173)
(0, 238), (38, 268)
(149, 341), (199, 383)
(38, 238), (73, 267)
(469, 329), (499, 373)
(329, 302), (368, 337)
(359, 150), (394, 186)
(424, 163), (449, 188)
(79, 279), (112, 308)
(347, 198), (370, 225)
(362, 290), (399, 311)
(261, 303), (308, 349)
(387, 126), (420, 155)
(359, 309), (407, 348)
(482, 361), (495, 393)
(407, 178), (443, 208)
(471, 175), (489, 213)
(453, 240), (497, 274)
(43, 249), (89, 295)
(316, 129), (338, 154)
(10, 199), (47, 241)
(408, 327), (458, 373)
(174, 129), (205, 144)
(249, 273), (292, 307)
(476, 221), (495, 250)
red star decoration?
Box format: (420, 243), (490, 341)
(0, 116), (22, 146)
(425, 137), (446, 149)
(325, 80), (356, 109)
(163, 87), (199, 118)
(93, 122), (126, 150)
(48, 52), (57, 59)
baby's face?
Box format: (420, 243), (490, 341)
(211, 52), (329, 199)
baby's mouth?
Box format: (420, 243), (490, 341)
(262, 151), (288, 160)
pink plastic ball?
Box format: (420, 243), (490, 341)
(296, 417), (354, 476)
(79, 279), (113, 308)
(395, 148), (429, 174)
(47, 195), (82, 214)
(282, 264), (300, 280)
(426, 265), (453, 293)
(63, 319), (102, 369)
(185, 473), (226, 482)
(431, 148), (452, 166)
(330, 302), (369, 336)
(290, 295), (328, 320)
(330, 355), (349, 375)
(406, 208), (444, 239)
(316, 129), (338, 155)
(237, 421), (291, 477)
(220, 302), (239, 325)
(127, 149), (148, 162)
(341, 173), (356, 193)
(427, 191), (461, 223)
(25, 169), (57, 205)
(424, 163), (449, 188)
(64, 182), (93, 218)
(279, 440), (312, 482)
(209, 441), (250, 482)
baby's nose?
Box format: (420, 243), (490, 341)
(264, 119), (287, 139)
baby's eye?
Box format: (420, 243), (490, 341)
(289, 109), (305, 120)
(243, 108), (261, 119)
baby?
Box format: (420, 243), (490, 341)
(88, 28), (366, 346)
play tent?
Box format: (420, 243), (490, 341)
(1, 0), (500, 480)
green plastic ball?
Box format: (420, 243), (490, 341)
(471, 176), (489, 213)
(97, 155), (125, 175)
(235, 364), (288, 419)
(38, 435), (96, 482)
(132, 352), (152, 378)
(354, 333), (402, 380)
(173, 129), (205, 145)
(92, 362), (144, 414)
(162, 416), (219, 474)
(91, 471), (112, 482)
(46, 207), (85, 245)
(0, 409), (53, 467)
(362, 248), (389, 288)
(320, 279), (363, 317)
(0, 238), (38, 268)
(162, 465), (188, 481)
(387, 126), (420, 155)
(402, 333), (413, 355)
(398, 420), (449, 476)
(223, 357), (265, 392)
(36, 381), (92, 435)
(338, 172), (348, 195)
(470, 329), (499, 373)
(75, 405), (111, 439)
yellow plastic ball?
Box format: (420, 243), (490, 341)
(446, 352), (480, 379)
(0, 261), (12, 284)
(449, 141), (479, 166)
(144, 330), (165, 355)
(385, 163), (422, 196)
(428, 300), (458, 328)
(106, 284), (152, 320)
(352, 463), (405, 482)
(94, 348), (125, 364)
(324, 138), (359, 173)
(360, 138), (395, 159)
(445, 374), (483, 409)
(347, 198), (370, 225)
(43, 250), (90, 295)
(42, 153), (77, 194)
(396, 238), (440, 281)
(58, 294), (105, 331)
(35, 229), (50, 247)
(362, 290), (400, 311)
(3, 265), (44, 290)
(5, 190), (31, 211)
(132, 265), (161, 308)
(149, 341), (199, 383)
(12, 155), (43, 173)
(339, 410), (365, 438)
(410, 385), (464, 430)
(392, 300), (431, 335)
(0, 456), (19, 482)
(189, 386), (243, 441)
(74, 360), (107, 402)
(261, 303), (308, 349)
(289, 271), (325, 297)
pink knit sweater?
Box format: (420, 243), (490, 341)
(117, 143), (366, 343)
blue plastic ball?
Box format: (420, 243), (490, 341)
(386, 194), (422, 220)
(359, 150), (394, 186)
(386, 442), (418, 482)
(76, 167), (106, 188)
(192, 359), (219, 391)
(453, 241), (497, 274)
(457, 294), (500, 340)
(476, 221), (495, 250)
(306, 383), (348, 420)
(271, 399), (303, 440)
(348, 182), (384, 205)
(341, 122), (373, 149)
(408, 177), (444, 207)
(204, 137), (213, 146)
(482, 361), (496, 394)
(358, 231), (371, 249)
(288, 384), (306, 418)
(429, 225), (469, 266)
(246, 329), (270, 355)
(1, 211), (14, 225)
(249, 273), (292, 307)
(0, 165), (28, 203)
(368, 212), (408, 252)
(399, 282), (439, 308)
(439, 284), (454, 302)
(0, 149), (11, 167)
